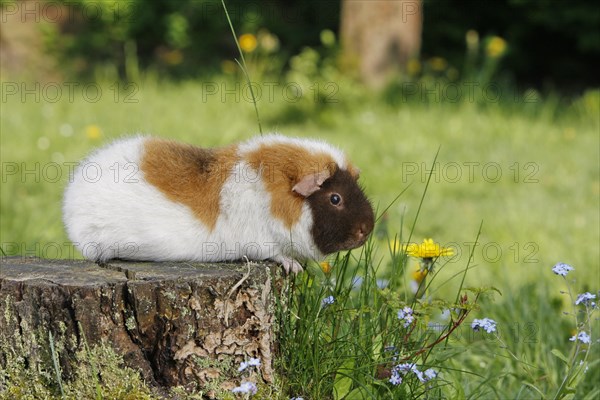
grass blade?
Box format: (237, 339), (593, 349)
(49, 330), (66, 399)
(454, 220), (483, 304)
(221, 0), (263, 135)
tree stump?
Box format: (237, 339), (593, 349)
(0, 256), (280, 396)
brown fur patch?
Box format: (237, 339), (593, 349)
(141, 138), (239, 230)
(347, 163), (361, 180)
(245, 142), (339, 229)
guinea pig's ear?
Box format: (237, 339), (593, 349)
(348, 165), (361, 180)
(292, 169), (331, 198)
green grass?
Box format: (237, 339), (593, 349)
(1, 76), (599, 398)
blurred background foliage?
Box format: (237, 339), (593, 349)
(422, 0), (600, 91)
(1, 0), (598, 93)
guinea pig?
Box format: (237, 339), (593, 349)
(62, 134), (375, 273)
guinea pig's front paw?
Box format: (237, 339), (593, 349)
(273, 255), (304, 274)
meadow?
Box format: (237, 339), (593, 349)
(1, 75), (599, 398)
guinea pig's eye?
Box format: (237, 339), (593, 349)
(330, 193), (342, 206)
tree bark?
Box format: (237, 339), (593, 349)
(340, 0), (423, 88)
(0, 256), (279, 396)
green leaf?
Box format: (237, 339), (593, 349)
(566, 361), (588, 392)
(522, 382), (546, 398)
(488, 286), (503, 296)
(345, 387), (371, 400)
(551, 348), (569, 364)
(372, 334), (383, 361)
(333, 359), (354, 400)
(463, 286), (502, 296)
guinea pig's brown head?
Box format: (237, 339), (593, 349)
(293, 166), (375, 255)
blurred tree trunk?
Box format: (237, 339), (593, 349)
(340, 0), (423, 89)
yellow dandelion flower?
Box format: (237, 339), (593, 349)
(406, 58), (421, 76)
(221, 60), (237, 75)
(465, 30), (479, 49)
(320, 261), (332, 274)
(85, 125), (102, 140)
(404, 238), (454, 259)
(411, 266), (428, 283)
(429, 57), (447, 71)
(486, 36), (507, 58)
(570, 328), (578, 337)
(163, 49), (183, 66)
(239, 33), (257, 53)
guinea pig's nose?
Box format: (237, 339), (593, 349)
(356, 223), (370, 240)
